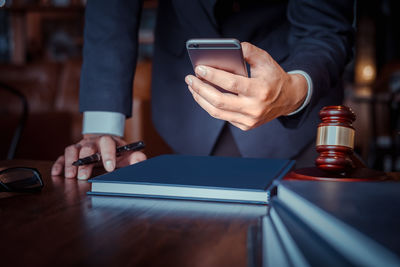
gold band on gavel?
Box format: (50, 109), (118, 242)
(316, 126), (355, 148)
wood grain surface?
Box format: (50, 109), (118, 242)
(0, 160), (264, 267)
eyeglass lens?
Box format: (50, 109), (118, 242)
(0, 169), (42, 191)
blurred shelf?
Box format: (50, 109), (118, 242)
(3, 0), (157, 64)
(4, 5), (85, 13)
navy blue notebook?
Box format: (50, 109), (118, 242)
(277, 181), (400, 266)
(88, 155), (295, 204)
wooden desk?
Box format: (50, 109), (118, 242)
(0, 160), (265, 267)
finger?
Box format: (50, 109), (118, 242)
(189, 85), (247, 123)
(98, 135), (117, 172)
(186, 75), (245, 112)
(242, 42), (284, 81)
(64, 144), (80, 178)
(192, 65), (250, 96)
(189, 85), (261, 129)
(241, 42), (274, 69)
(229, 121), (252, 131)
(117, 151), (147, 167)
(51, 155), (65, 176)
(77, 144), (97, 180)
(129, 151), (147, 164)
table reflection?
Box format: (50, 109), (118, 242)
(89, 195), (268, 219)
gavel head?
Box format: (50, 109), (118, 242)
(315, 105), (356, 173)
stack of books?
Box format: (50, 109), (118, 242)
(258, 180), (400, 267)
(87, 155), (400, 266)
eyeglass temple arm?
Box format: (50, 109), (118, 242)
(0, 82), (29, 160)
(0, 181), (11, 192)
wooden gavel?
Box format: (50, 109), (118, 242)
(286, 105), (387, 181)
(315, 105), (356, 173)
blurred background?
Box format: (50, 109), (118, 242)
(0, 0), (399, 172)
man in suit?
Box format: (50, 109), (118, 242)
(52, 0), (354, 179)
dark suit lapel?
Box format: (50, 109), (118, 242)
(199, 0), (218, 28)
(172, 0), (219, 37)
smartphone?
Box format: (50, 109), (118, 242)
(186, 38), (248, 79)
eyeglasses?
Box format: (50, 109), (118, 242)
(0, 167), (44, 193)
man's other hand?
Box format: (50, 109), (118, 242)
(51, 134), (147, 180)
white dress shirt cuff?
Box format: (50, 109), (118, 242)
(286, 70), (313, 116)
(82, 111), (125, 137)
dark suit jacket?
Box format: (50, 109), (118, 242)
(80, 0), (354, 159)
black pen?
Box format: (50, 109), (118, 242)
(72, 141), (145, 166)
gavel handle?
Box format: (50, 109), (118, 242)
(350, 153), (367, 169)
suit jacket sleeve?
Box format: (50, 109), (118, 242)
(79, 0), (144, 117)
(280, 0), (355, 127)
